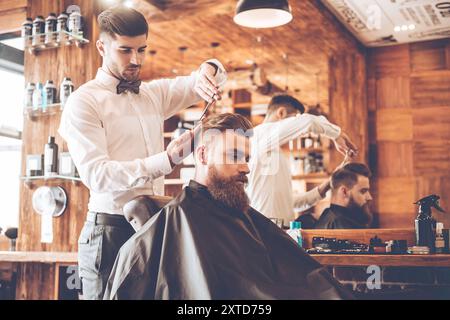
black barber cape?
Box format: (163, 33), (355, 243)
(104, 181), (353, 300)
(315, 204), (368, 229)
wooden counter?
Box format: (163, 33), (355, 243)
(0, 251), (78, 300)
(311, 254), (450, 267)
(0, 251), (77, 264)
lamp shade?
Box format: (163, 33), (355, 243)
(234, 0), (293, 28)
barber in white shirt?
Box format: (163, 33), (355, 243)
(58, 6), (226, 300)
(247, 94), (357, 227)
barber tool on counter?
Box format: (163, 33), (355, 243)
(306, 237), (368, 254)
(414, 194), (446, 253)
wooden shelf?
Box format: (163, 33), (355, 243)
(0, 251), (77, 264)
(311, 254), (450, 267)
(20, 175), (82, 188)
(233, 103), (252, 109)
(24, 103), (62, 120)
(292, 173), (329, 183)
(282, 147), (326, 154)
(164, 179), (186, 185)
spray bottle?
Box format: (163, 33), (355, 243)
(414, 194), (446, 253)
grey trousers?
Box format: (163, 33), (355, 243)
(77, 216), (134, 300)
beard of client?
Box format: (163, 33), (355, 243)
(104, 113), (352, 300)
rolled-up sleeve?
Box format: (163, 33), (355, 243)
(58, 93), (173, 194)
(146, 59), (227, 120)
(253, 113), (341, 157)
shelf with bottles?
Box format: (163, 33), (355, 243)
(22, 10), (87, 55)
(291, 172), (329, 183)
(24, 78), (74, 121)
(23, 103), (63, 119)
(23, 30), (89, 54)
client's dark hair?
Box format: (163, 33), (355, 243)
(331, 163), (371, 190)
(267, 94), (305, 115)
(98, 6), (148, 38)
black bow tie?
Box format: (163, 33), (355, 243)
(116, 79), (141, 94)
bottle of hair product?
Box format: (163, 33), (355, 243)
(60, 77), (74, 108)
(32, 15), (45, 47)
(21, 17), (33, 48)
(435, 222), (445, 254)
(44, 136), (58, 177)
(57, 12), (69, 44)
(32, 82), (44, 111)
(44, 80), (57, 109)
(287, 221), (303, 248)
(44, 13), (57, 46)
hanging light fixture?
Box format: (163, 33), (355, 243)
(234, 0), (293, 29)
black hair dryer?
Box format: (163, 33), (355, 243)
(414, 195), (446, 251)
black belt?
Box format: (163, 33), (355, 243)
(87, 211), (130, 228)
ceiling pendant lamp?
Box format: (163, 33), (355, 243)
(234, 0), (293, 29)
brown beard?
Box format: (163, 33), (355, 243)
(348, 197), (373, 226)
(207, 166), (250, 214)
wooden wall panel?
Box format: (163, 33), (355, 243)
(410, 39), (449, 72)
(375, 77), (410, 109)
(375, 108), (413, 142)
(413, 141), (450, 176)
(0, 0), (27, 12)
(410, 71), (450, 108)
(18, 0), (101, 252)
(412, 106), (450, 140)
(15, 263), (55, 300)
(368, 45), (410, 79)
(368, 39), (450, 228)
(0, 7), (27, 33)
(376, 177), (416, 214)
(376, 142), (413, 178)
(367, 78), (376, 112)
(328, 53), (368, 170)
(0, 236), (9, 251)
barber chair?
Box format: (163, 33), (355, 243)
(123, 195), (172, 232)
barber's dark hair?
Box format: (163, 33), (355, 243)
(202, 113), (253, 134)
(331, 163), (371, 190)
(267, 94), (305, 115)
(98, 6), (148, 38)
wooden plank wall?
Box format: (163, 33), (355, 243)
(0, 0), (27, 34)
(328, 52), (368, 170)
(0, 235), (10, 251)
(367, 39), (450, 228)
(18, 0), (101, 252)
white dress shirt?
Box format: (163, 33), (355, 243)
(58, 60), (225, 215)
(246, 114), (341, 225)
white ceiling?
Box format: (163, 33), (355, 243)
(322, 0), (450, 47)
